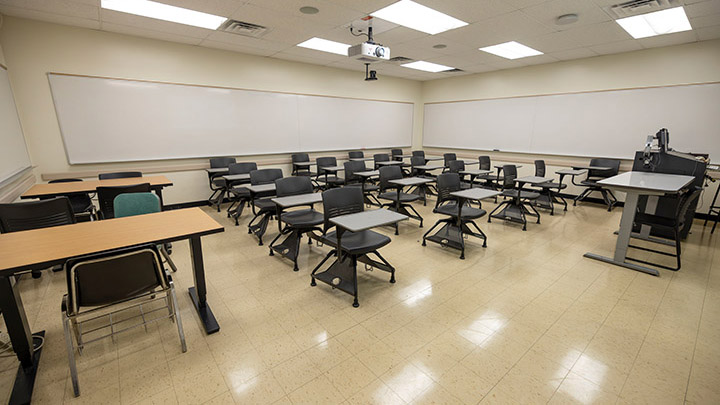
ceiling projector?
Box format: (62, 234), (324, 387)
(348, 42), (390, 62)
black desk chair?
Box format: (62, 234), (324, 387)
(477, 156), (501, 188)
(573, 158), (621, 211)
(310, 187), (394, 308)
(489, 165), (540, 231)
(410, 156), (437, 202)
(44, 178), (96, 221)
(226, 162), (257, 224)
(348, 151), (364, 160)
(443, 153), (457, 171)
(291, 153), (316, 177)
(345, 160), (380, 206)
(97, 183), (151, 220)
(373, 153), (390, 170)
(533, 160), (568, 215)
(248, 168), (283, 245)
(447, 160), (471, 189)
(208, 157), (236, 212)
(412, 150), (426, 162)
(378, 165), (423, 234)
(315, 157), (344, 190)
(626, 188), (702, 271)
(391, 148), (411, 174)
(98, 171), (142, 180)
(0, 197), (76, 278)
(62, 244), (186, 397)
(268, 177), (324, 271)
(423, 173), (488, 259)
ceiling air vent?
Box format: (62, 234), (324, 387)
(389, 56), (413, 63)
(608, 0), (675, 18)
(218, 19), (269, 38)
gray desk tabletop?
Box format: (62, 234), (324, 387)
(330, 209), (408, 232)
(246, 183), (276, 193)
(556, 169), (586, 176)
(389, 177), (433, 186)
(573, 165), (612, 171)
(375, 161), (403, 166)
(598, 171), (695, 194)
(451, 188), (502, 200)
(222, 173), (250, 181)
(349, 157), (374, 161)
(461, 160), (480, 166)
(515, 176), (552, 185)
(460, 169), (493, 176)
(425, 157), (444, 161)
(272, 192), (322, 208)
(494, 164), (523, 169)
(293, 161), (316, 166)
(355, 170), (379, 177)
(320, 165), (345, 171)
(414, 165), (444, 170)
(206, 168), (229, 174)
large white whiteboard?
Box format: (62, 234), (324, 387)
(0, 66), (32, 185)
(423, 82), (720, 160)
(48, 74), (413, 164)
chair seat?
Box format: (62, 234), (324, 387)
(580, 179), (601, 187)
(230, 186), (251, 197)
(317, 176), (344, 185)
(321, 230), (391, 255)
(254, 198), (277, 211)
(538, 182), (567, 190)
(212, 178), (227, 188)
(502, 190), (540, 199)
(281, 209), (323, 227)
(295, 171), (317, 177)
(435, 202), (487, 219)
(378, 191), (421, 203)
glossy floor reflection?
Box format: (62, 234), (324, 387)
(1, 195), (718, 404)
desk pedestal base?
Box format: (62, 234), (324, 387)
(8, 331), (44, 405)
(423, 222), (486, 260)
(188, 287), (220, 334)
(583, 253), (660, 277)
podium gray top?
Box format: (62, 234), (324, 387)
(598, 172), (695, 195)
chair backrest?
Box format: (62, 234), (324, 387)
(228, 162), (258, 175)
(391, 149), (403, 160)
(534, 160), (546, 177)
(374, 153), (390, 163)
(250, 168), (283, 185)
(275, 176), (313, 197)
(435, 173), (461, 208)
(588, 158), (620, 178)
(210, 157), (236, 168)
(65, 244), (166, 314)
(98, 171), (142, 180)
(443, 153), (457, 167)
(316, 157), (338, 176)
(478, 156), (491, 171)
(410, 156), (425, 168)
(113, 192), (160, 218)
(292, 153), (310, 164)
(677, 188), (702, 227)
(47, 178), (93, 214)
(97, 183), (151, 219)
(321, 187), (364, 233)
(379, 165), (403, 192)
(501, 165), (517, 189)
(348, 151), (364, 159)
(412, 150), (425, 158)
(344, 160), (367, 183)
(0, 197), (76, 233)
(448, 160), (465, 174)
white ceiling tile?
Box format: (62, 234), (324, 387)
(417, 0), (519, 24)
(638, 30), (698, 48)
(558, 20), (630, 46)
(689, 12), (720, 28)
(463, 63), (498, 73)
(203, 31), (289, 52)
(229, 3), (334, 45)
(696, 24), (720, 40)
(685, 0), (720, 18)
(100, 9), (214, 38)
(425, 54), (477, 69)
(519, 30), (585, 53)
(274, 44), (346, 62)
(521, 54), (560, 65)
(507, 0), (547, 9)
(441, 10), (556, 47)
(0, 5), (100, 29)
(373, 27), (430, 45)
(589, 39), (642, 54)
(154, 0), (244, 17)
(520, 0), (612, 30)
(201, 39), (279, 57)
(400, 35), (478, 55)
(101, 21), (203, 45)
(245, 0), (364, 28)
(549, 47), (598, 60)
(330, 0), (397, 14)
(3, 0), (99, 20)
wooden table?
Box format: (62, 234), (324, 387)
(21, 176), (173, 208)
(0, 208), (223, 404)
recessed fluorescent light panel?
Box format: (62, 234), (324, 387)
(371, 0), (468, 35)
(401, 61), (454, 73)
(616, 6), (691, 39)
(479, 41), (543, 60)
(101, 0), (227, 29)
(297, 38), (350, 55)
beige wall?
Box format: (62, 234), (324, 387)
(0, 17), (422, 204)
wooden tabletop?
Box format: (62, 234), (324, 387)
(21, 176), (173, 199)
(0, 208), (223, 275)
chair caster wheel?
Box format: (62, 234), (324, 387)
(310, 280), (316, 286)
(352, 301), (359, 308)
(422, 241), (426, 246)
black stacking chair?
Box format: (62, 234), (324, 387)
(532, 160), (568, 215)
(98, 171), (142, 180)
(373, 153), (390, 170)
(43, 179), (96, 221)
(292, 153), (316, 177)
(310, 187), (395, 307)
(626, 188), (702, 271)
(226, 162), (258, 224)
(268, 177), (324, 271)
(391, 148), (411, 174)
(62, 244), (185, 397)
(478, 156), (501, 188)
(412, 150), (426, 162)
(348, 151), (364, 160)
(96, 183), (151, 220)
(409, 156), (438, 201)
(422, 173), (488, 259)
(0, 197), (76, 278)
(315, 157), (344, 190)
(573, 158), (621, 211)
(345, 160), (380, 206)
(248, 168), (283, 245)
(488, 165), (540, 231)
(443, 153), (457, 171)
(207, 157), (236, 212)
(378, 165), (422, 234)
(447, 160), (471, 189)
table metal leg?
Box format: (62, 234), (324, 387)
(187, 236), (220, 334)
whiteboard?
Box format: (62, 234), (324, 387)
(423, 82), (720, 160)
(48, 74), (413, 164)
(0, 66), (32, 185)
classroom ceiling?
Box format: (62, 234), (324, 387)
(0, 0), (718, 81)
